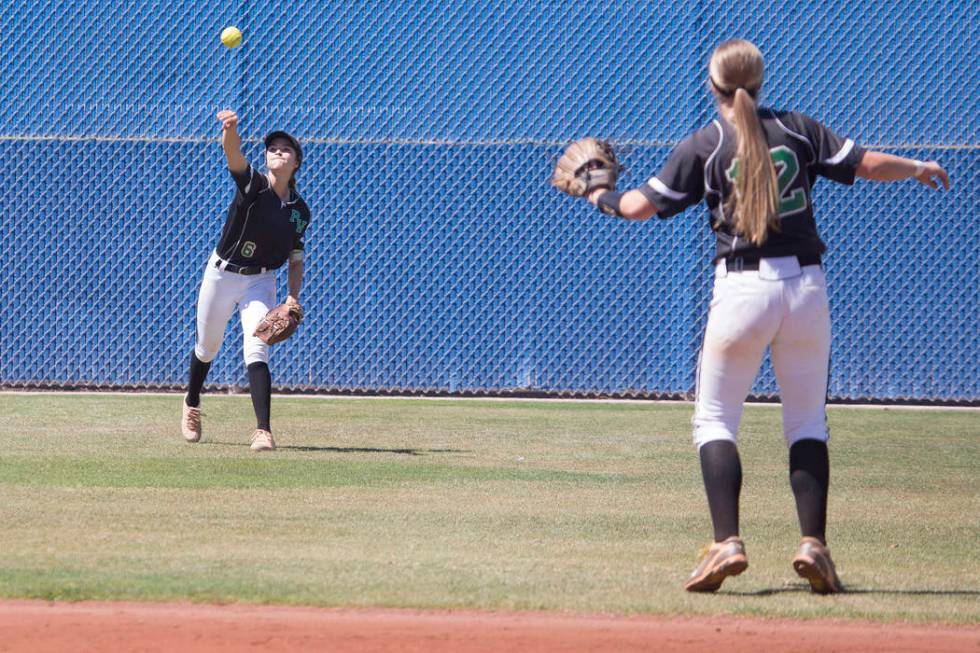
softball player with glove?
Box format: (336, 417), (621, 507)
(180, 109), (311, 452)
(562, 39), (949, 593)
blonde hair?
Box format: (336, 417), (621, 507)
(709, 39), (779, 246)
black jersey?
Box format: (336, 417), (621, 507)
(641, 109), (865, 262)
(214, 165), (312, 269)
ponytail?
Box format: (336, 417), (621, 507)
(708, 39), (779, 246)
(727, 88), (780, 245)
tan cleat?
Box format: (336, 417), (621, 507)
(181, 395), (202, 443)
(249, 428), (276, 452)
(685, 536), (748, 592)
(793, 536), (843, 594)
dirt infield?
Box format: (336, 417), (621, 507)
(1, 600), (977, 652)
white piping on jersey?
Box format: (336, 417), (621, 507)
(227, 170), (267, 261)
(703, 120), (725, 195)
(243, 166), (300, 206)
(769, 110), (816, 163)
(280, 189), (301, 207)
(226, 201), (256, 262)
(824, 139), (855, 165)
(242, 166), (254, 195)
(647, 176), (687, 201)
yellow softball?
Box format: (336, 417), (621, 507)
(220, 26), (242, 49)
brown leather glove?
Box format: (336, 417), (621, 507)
(253, 298), (304, 345)
(551, 137), (621, 197)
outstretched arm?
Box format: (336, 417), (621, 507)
(286, 258), (304, 303)
(586, 187), (659, 221)
(856, 151), (949, 190)
(216, 109), (248, 174)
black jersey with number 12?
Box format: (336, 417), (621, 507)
(641, 109), (866, 262)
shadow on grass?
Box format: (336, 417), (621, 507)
(837, 588), (980, 596)
(207, 441), (469, 456)
(728, 585), (980, 597)
(277, 445), (469, 456)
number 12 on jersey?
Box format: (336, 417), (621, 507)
(726, 145), (808, 217)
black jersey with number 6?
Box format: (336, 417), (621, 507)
(214, 165), (312, 269)
(640, 109), (865, 262)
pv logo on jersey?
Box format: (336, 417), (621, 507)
(289, 209), (308, 234)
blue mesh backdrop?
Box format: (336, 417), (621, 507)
(1, 1), (977, 402)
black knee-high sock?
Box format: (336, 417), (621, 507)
(789, 439), (830, 543)
(247, 362), (272, 431)
(699, 440), (742, 542)
(186, 352), (211, 407)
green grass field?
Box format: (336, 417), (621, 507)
(0, 393), (977, 623)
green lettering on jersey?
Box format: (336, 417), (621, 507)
(289, 209), (308, 234)
(241, 241), (256, 258)
(770, 146), (807, 215)
(725, 145), (808, 217)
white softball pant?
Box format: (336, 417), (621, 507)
(693, 256), (831, 450)
(194, 251), (276, 366)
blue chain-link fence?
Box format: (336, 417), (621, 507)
(1, 1), (977, 402)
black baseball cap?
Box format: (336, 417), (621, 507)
(264, 130), (303, 167)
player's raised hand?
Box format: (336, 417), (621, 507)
(216, 109), (247, 172)
(217, 109), (239, 132)
(914, 161), (950, 191)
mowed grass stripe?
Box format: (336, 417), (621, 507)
(0, 456), (632, 488)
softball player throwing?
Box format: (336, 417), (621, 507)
(584, 39), (949, 592)
(180, 109), (311, 452)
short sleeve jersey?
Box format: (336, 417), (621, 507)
(641, 109), (866, 262)
(214, 165), (312, 269)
